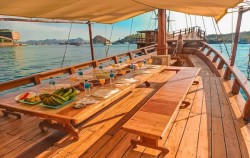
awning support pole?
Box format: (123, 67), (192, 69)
(88, 21), (95, 61)
(230, 7), (243, 66)
(157, 9), (168, 55)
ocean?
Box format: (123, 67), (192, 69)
(0, 44), (249, 96)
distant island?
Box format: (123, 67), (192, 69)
(206, 31), (250, 44)
(21, 34), (139, 46)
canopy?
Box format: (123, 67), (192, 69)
(0, 0), (243, 23)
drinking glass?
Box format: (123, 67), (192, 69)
(109, 70), (115, 84)
(84, 80), (91, 96)
(138, 62), (143, 71)
(49, 77), (56, 91)
(119, 58), (123, 65)
(78, 71), (84, 81)
(111, 64), (115, 70)
(99, 63), (103, 70)
(130, 64), (134, 75)
(148, 58), (153, 65)
(99, 78), (105, 88)
(70, 75), (77, 86)
(121, 69), (126, 78)
(126, 59), (130, 64)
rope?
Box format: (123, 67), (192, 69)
(202, 16), (207, 34)
(61, 23), (72, 68)
(231, 8), (234, 52)
(147, 11), (153, 30)
(105, 24), (114, 57)
(128, 18), (134, 51)
(189, 14), (192, 27)
(185, 14), (189, 28)
(215, 21), (231, 58)
(211, 18), (223, 53)
(248, 46), (250, 79)
(195, 16), (197, 26)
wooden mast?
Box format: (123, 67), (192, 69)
(230, 7), (243, 66)
(88, 21), (95, 61)
(157, 9), (168, 55)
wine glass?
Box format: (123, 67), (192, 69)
(126, 59), (130, 64)
(121, 69), (126, 78)
(138, 62), (143, 71)
(148, 58), (153, 65)
(99, 78), (105, 88)
(70, 75), (77, 86)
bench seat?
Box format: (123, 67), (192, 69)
(122, 67), (200, 154)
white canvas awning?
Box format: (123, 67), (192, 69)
(0, 0), (243, 23)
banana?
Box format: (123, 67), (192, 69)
(53, 88), (64, 95)
(51, 94), (67, 102)
(51, 96), (64, 105)
(62, 88), (72, 97)
(64, 96), (70, 101)
(68, 89), (77, 99)
(47, 97), (58, 106)
(42, 97), (49, 105)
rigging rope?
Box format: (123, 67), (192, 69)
(127, 18), (134, 51)
(189, 14), (192, 27)
(185, 14), (189, 28)
(105, 24), (114, 57)
(147, 11), (153, 30)
(211, 18), (223, 53)
(202, 16), (207, 34)
(214, 19), (231, 58)
(231, 8), (234, 52)
(247, 46), (250, 80)
(61, 22), (72, 68)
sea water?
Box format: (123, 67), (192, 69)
(0, 44), (249, 97)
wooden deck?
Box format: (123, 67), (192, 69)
(0, 55), (250, 157)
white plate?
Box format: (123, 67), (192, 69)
(15, 92), (36, 101)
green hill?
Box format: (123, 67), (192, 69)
(206, 31), (250, 44)
(114, 33), (139, 44)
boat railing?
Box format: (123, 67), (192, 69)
(199, 41), (250, 120)
(171, 26), (206, 40)
(0, 44), (157, 92)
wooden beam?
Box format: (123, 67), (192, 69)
(88, 21), (95, 61)
(230, 7), (243, 66)
(157, 9), (168, 55)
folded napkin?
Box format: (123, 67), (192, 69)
(115, 78), (138, 84)
(76, 97), (99, 104)
(91, 88), (119, 98)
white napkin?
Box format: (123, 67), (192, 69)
(76, 97), (99, 105)
(91, 88), (119, 98)
(115, 78), (138, 84)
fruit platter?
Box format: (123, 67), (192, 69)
(39, 87), (78, 108)
(15, 92), (41, 105)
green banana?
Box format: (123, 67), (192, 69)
(53, 88), (64, 95)
(52, 94), (67, 102)
(51, 96), (64, 105)
(42, 97), (49, 105)
(62, 88), (72, 97)
(68, 89), (77, 99)
(47, 97), (59, 106)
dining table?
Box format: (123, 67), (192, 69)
(0, 64), (166, 140)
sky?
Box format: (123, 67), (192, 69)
(0, 9), (250, 42)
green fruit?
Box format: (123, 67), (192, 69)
(52, 94), (67, 102)
(47, 97), (58, 106)
(42, 97), (49, 105)
(51, 96), (64, 105)
(68, 89), (77, 99)
(53, 88), (64, 95)
(62, 88), (72, 97)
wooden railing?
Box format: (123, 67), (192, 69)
(171, 26), (206, 40)
(0, 44), (157, 92)
(198, 41), (250, 120)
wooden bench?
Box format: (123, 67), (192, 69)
(122, 67), (200, 154)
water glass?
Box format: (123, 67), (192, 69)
(78, 71), (84, 81)
(99, 63), (103, 70)
(49, 77), (56, 91)
(109, 70), (115, 84)
(84, 80), (91, 96)
(130, 64), (134, 75)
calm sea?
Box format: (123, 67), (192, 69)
(0, 44), (249, 95)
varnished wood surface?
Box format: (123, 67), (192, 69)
(123, 68), (200, 141)
(0, 55), (249, 157)
(0, 65), (166, 126)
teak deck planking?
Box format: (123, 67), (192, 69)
(0, 54), (249, 157)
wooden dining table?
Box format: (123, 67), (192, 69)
(0, 64), (166, 140)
